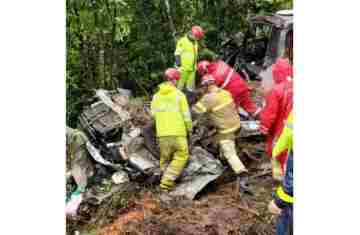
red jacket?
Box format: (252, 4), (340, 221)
(260, 59), (293, 171)
(207, 60), (258, 114)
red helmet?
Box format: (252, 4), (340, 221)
(272, 58), (293, 84)
(197, 60), (210, 76)
(191, 25), (204, 40)
(201, 74), (215, 86)
(164, 68), (181, 81)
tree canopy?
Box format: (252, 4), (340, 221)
(66, 0), (292, 127)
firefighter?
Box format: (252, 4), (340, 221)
(175, 25), (205, 92)
(259, 58), (293, 181)
(150, 68), (193, 192)
(192, 74), (251, 193)
(197, 60), (260, 118)
(268, 111), (293, 235)
(66, 127), (94, 194)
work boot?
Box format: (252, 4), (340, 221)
(236, 175), (254, 196)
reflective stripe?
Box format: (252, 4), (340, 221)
(212, 100), (232, 112)
(163, 167), (179, 181)
(194, 102), (207, 113)
(276, 186), (294, 204)
(152, 107), (180, 113)
(286, 123), (293, 130)
(220, 69), (234, 89)
(175, 91), (181, 103)
(219, 125), (240, 134)
(219, 139), (232, 144)
(182, 112), (191, 121)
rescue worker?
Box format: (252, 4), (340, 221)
(175, 25), (205, 92)
(66, 127), (94, 195)
(192, 74), (250, 193)
(197, 59), (260, 118)
(150, 68), (193, 192)
(268, 111), (293, 235)
(259, 58), (293, 180)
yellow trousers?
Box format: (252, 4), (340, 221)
(219, 139), (247, 175)
(158, 136), (189, 191)
(177, 69), (196, 91)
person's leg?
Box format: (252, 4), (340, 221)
(276, 206), (293, 235)
(160, 137), (189, 192)
(288, 206), (293, 235)
(219, 139), (247, 174)
(185, 70), (196, 91)
(158, 137), (173, 173)
(177, 69), (189, 90)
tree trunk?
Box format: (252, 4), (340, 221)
(163, 0), (176, 42)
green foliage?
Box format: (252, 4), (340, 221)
(66, 0), (292, 127)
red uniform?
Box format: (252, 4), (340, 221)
(206, 60), (258, 115)
(260, 59), (293, 172)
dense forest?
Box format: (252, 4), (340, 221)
(66, 0), (292, 127)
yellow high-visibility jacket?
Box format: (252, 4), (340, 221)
(193, 87), (241, 134)
(273, 111), (293, 157)
(174, 35), (198, 71)
(151, 82), (192, 137)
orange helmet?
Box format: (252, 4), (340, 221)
(201, 74), (215, 86)
(191, 25), (204, 40)
(164, 68), (181, 81)
(197, 60), (210, 76)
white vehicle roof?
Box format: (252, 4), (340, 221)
(276, 9), (293, 16)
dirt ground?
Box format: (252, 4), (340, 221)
(67, 81), (279, 235)
(122, 179), (276, 235)
(67, 160), (278, 235)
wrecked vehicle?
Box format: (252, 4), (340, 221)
(219, 9), (293, 81)
(66, 88), (263, 209)
(67, 89), (224, 204)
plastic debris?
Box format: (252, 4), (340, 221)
(66, 190), (83, 216)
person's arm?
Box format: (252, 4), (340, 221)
(192, 96), (208, 114)
(179, 94), (193, 133)
(259, 91), (279, 135)
(150, 95), (157, 117)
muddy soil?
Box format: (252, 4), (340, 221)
(67, 81), (279, 235)
(67, 156), (278, 235)
(120, 176), (277, 235)
(68, 163), (277, 235)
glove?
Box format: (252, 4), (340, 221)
(268, 200), (282, 215)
